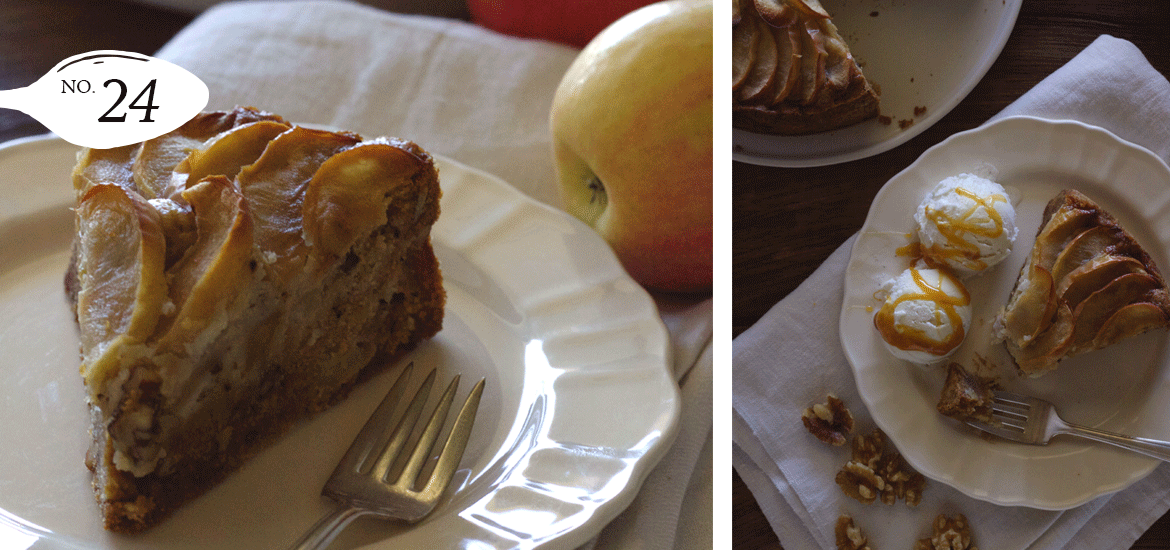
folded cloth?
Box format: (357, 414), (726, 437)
(157, 0), (578, 206)
(733, 35), (1170, 550)
(154, 1), (712, 548)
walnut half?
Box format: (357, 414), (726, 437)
(802, 394), (855, 446)
(835, 461), (885, 505)
(836, 428), (926, 506)
(913, 514), (978, 550)
(834, 515), (872, 550)
(877, 450), (926, 506)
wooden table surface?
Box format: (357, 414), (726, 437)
(733, 0), (1170, 548)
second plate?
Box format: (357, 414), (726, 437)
(734, 0), (1021, 167)
(840, 116), (1170, 509)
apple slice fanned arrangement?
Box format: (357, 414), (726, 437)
(732, 0), (879, 135)
(68, 106), (447, 533)
(994, 189), (1170, 377)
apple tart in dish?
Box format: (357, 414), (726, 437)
(994, 189), (1170, 377)
(66, 107), (445, 533)
(732, 0), (880, 135)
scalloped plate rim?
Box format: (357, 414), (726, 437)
(0, 133), (681, 549)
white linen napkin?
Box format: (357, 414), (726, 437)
(152, 1), (712, 548)
(733, 35), (1170, 550)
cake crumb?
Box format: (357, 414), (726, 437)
(914, 106), (928, 117)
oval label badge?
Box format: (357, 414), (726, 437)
(0, 50), (209, 149)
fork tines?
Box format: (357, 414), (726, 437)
(989, 391), (1032, 432)
(324, 362), (485, 520)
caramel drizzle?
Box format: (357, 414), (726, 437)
(921, 187), (1008, 270)
(873, 268), (971, 355)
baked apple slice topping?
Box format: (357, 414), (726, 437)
(752, 0), (795, 26)
(732, 0), (879, 134)
(1093, 302), (1170, 349)
(175, 120), (292, 192)
(996, 189), (1170, 376)
(731, 6), (758, 90)
(768, 21), (800, 104)
(131, 107), (288, 200)
(302, 139), (435, 263)
(797, 18), (826, 105)
(1057, 254), (1147, 308)
(1029, 207), (1095, 269)
(1048, 225), (1124, 286)
(793, 0), (830, 18)
(998, 263), (1057, 345)
(72, 146), (137, 200)
(1006, 302), (1076, 374)
(735, 14), (778, 104)
(74, 184), (168, 389)
(235, 126), (360, 275)
(819, 19), (854, 91)
(154, 176), (256, 352)
(1070, 272), (1162, 349)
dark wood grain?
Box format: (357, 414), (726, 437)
(734, 0), (1170, 548)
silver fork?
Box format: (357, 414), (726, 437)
(287, 363), (485, 550)
(966, 390), (1170, 461)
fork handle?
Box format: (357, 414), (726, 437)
(287, 506), (373, 550)
(1063, 422), (1170, 462)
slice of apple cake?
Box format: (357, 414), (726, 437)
(994, 189), (1170, 377)
(732, 0), (880, 134)
(66, 106), (445, 533)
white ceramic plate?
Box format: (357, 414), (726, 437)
(733, 0), (1022, 167)
(0, 135), (680, 548)
(840, 116), (1170, 509)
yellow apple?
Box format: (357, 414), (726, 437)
(550, 0), (713, 294)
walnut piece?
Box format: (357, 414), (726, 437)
(835, 461), (885, 505)
(913, 514), (978, 550)
(837, 428), (927, 506)
(876, 449), (926, 506)
(834, 515), (872, 550)
(802, 394), (855, 446)
(850, 427), (885, 468)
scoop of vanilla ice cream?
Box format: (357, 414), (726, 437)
(873, 267), (972, 365)
(914, 173), (1017, 277)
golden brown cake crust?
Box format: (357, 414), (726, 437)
(733, 75), (880, 135)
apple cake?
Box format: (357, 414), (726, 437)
(732, 0), (880, 134)
(994, 189), (1170, 377)
(65, 106), (446, 533)
(936, 363), (995, 424)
